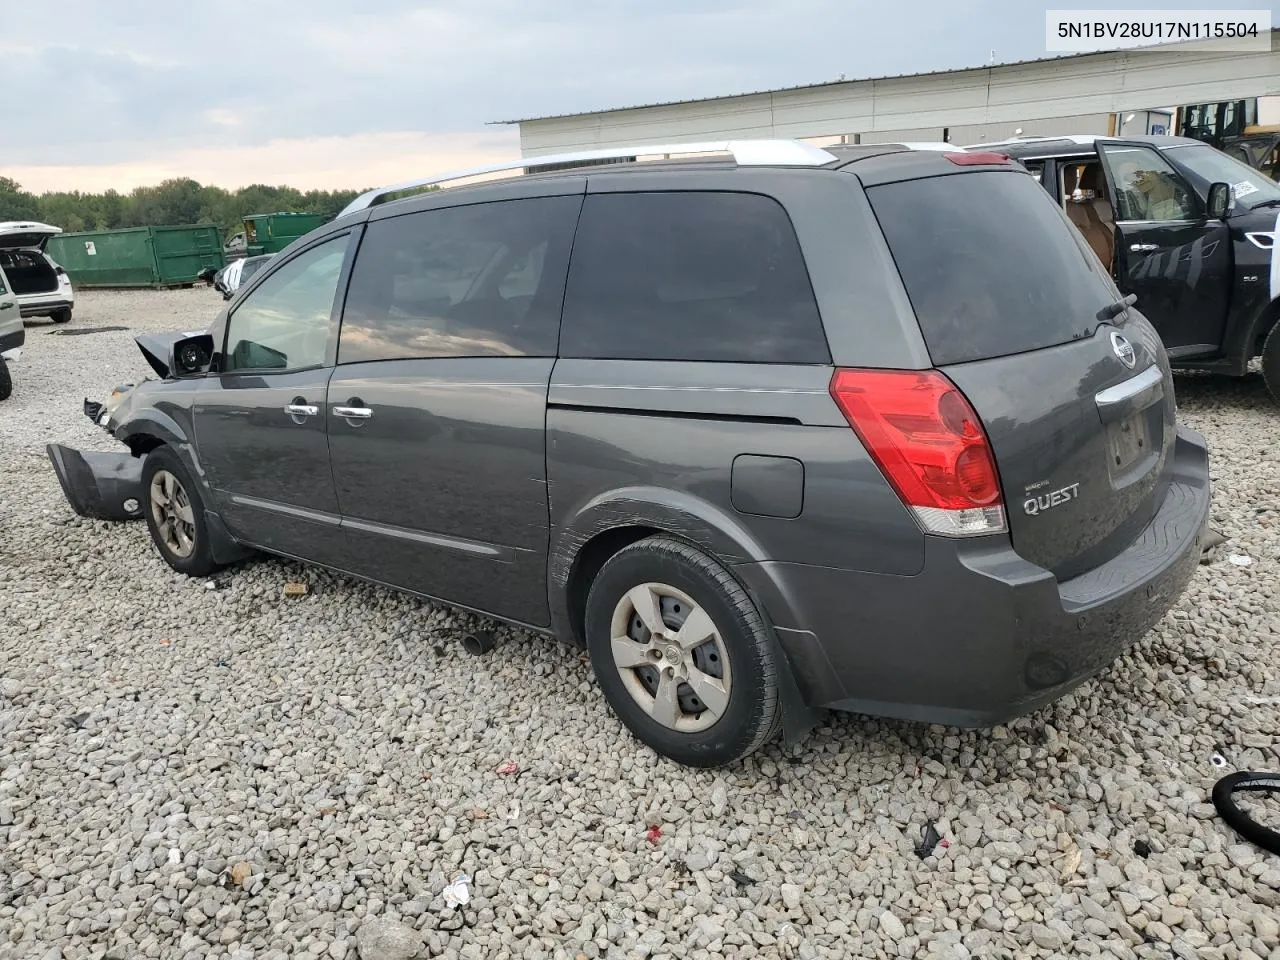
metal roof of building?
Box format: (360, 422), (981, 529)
(492, 30), (1279, 126)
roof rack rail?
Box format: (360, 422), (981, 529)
(337, 139), (839, 218)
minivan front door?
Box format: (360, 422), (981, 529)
(1097, 141), (1232, 358)
(194, 232), (354, 563)
(326, 193), (582, 626)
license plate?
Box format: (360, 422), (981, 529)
(1107, 412), (1150, 473)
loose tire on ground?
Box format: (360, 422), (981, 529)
(584, 535), (782, 767)
(51, 308), (72, 324)
(1212, 771), (1280, 855)
(1262, 321), (1280, 404)
(141, 445), (219, 577)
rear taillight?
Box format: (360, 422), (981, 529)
(829, 368), (1006, 537)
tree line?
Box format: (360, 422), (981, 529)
(0, 176), (367, 241)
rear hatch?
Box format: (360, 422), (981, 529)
(0, 221), (62, 250)
(867, 167), (1177, 579)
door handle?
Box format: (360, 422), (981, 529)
(333, 405), (373, 420)
(284, 403), (319, 417)
(0, 302), (13, 310)
(1129, 243), (1159, 253)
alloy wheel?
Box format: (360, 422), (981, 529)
(149, 469), (196, 559)
(608, 582), (732, 733)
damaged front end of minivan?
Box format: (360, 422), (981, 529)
(46, 328), (213, 523)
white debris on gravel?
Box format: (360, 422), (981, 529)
(1, 288), (1278, 960)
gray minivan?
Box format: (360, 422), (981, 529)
(47, 140), (1211, 767)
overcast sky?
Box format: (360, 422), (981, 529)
(3, 0), (1276, 193)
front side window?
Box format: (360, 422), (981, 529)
(1100, 144), (1197, 222)
(338, 195), (580, 363)
(559, 191), (828, 364)
(1165, 142), (1280, 213)
(223, 234), (350, 372)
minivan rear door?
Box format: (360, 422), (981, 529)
(1095, 140), (1231, 358)
(866, 167), (1177, 580)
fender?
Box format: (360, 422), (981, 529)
(113, 407), (251, 566)
(548, 484), (771, 637)
(1244, 296), (1280, 357)
(547, 486), (821, 746)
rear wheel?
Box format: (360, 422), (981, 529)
(1263, 321), (1280, 404)
(0, 361), (11, 402)
(584, 536), (781, 767)
(142, 446), (218, 576)
(51, 308), (72, 324)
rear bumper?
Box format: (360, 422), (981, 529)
(737, 426), (1211, 727)
(46, 443), (145, 522)
(20, 297), (73, 318)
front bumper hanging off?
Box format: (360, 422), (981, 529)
(46, 443), (145, 522)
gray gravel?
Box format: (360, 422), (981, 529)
(2, 288), (1279, 960)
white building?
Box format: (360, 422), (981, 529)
(500, 32), (1280, 155)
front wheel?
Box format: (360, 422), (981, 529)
(142, 446), (219, 576)
(585, 536), (782, 767)
(51, 308), (72, 324)
(0, 361), (11, 402)
(1262, 321), (1280, 404)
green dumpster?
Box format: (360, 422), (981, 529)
(241, 212), (325, 256)
(46, 225), (225, 289)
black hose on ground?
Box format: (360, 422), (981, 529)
(1212, 772), (1280, 855)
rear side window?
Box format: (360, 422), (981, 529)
(339, 195), (579, 363)
(560, 192), (828, 363)
(868, 171), (1118, 367)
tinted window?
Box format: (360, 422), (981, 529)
(868, 171), (1118, 367)
(224, 235), (350, 372)
(240, 255), (272, 284)
(338, 196), (579, 363)
(560, 192), (828, 363)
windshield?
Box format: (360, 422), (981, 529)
(1166, 142), (1280, 212)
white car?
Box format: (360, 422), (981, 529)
(0, 262), (26, 401)
(0, 221), (75, 324)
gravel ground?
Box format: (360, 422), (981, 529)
(1, 288), (1278, 960)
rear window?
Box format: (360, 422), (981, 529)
(560, 191), (829, 364)
(868, 171), (1119, 367)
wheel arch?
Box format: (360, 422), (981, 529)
(122, 417), (250, 566)
(549, 488), (822, 746)
(1250, 296), (1280, 356)
(549, 486), (771, 646)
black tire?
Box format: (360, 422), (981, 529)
(141, 446), (219, 577)
(584, 536), (781, 767)
(0, 361), (11, 402)
(51, 308), (72, 324)
(1262, 321), (1280, 404)
(1212, 771), (1280, 855)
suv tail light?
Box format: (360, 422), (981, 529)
(829, 368), (1006, 537)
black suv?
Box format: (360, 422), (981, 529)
(975, 135), (1280, 401)
(48, 140), (1211, 767)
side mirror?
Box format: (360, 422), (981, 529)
(170, 334), (214, 377)
(1207, 182), (1231, 220)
